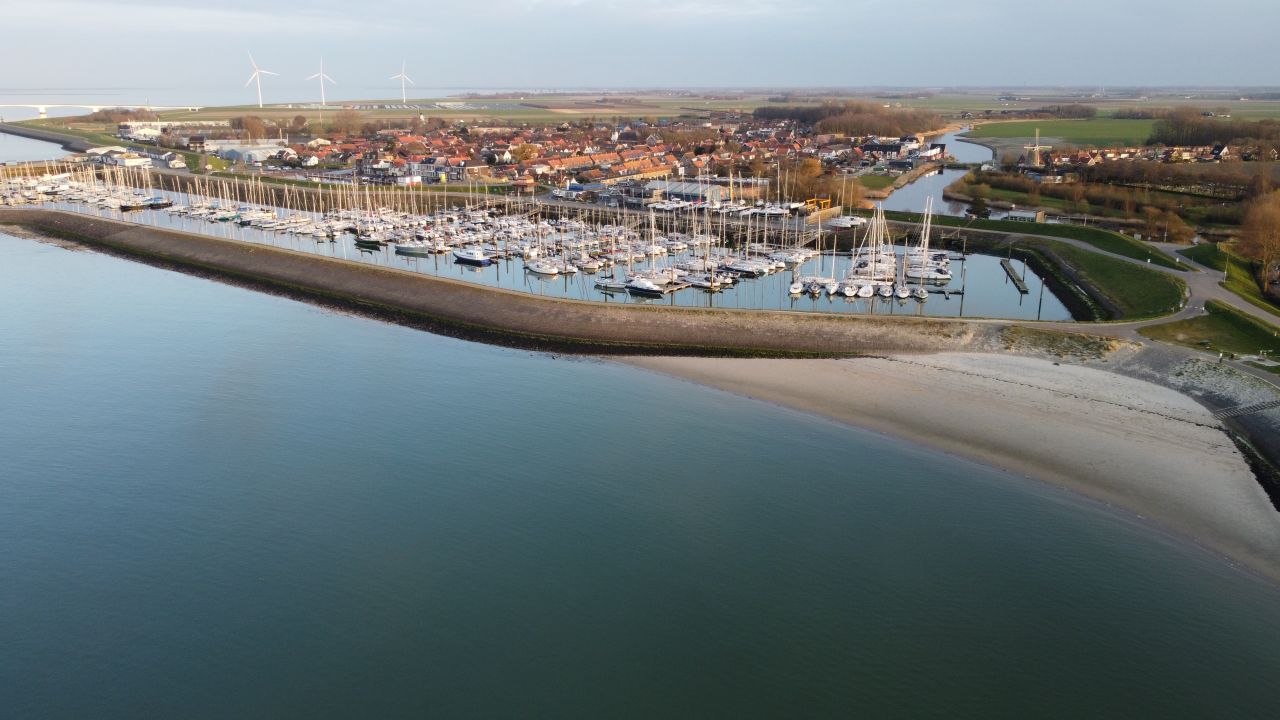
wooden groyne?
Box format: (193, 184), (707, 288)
(0, 208), (1009, 357)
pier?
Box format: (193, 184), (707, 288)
(1001, 258), (1030, 294)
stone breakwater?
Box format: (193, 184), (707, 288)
(0, 208), (1012, 357)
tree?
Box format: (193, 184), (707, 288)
(240, 115), (267, 141)
(1161, 211), (1195, 244)
(1240, 191), (1280, 294)
(291, 115), (308, 132)
(511, 144), (538, 163)
(1142, 206), (1163, 239)
(330, 109), (364, 135)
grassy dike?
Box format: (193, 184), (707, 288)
(869, 208), (1187, 270)
(0, 208), (1036, 358)
(1140, 300), (1280, 369)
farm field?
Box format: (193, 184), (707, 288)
(966, 119), (1157, 147)
(149, 94), (789, 125)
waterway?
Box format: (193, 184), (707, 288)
(3, 229), (1280, 718)
(882, 129), (996, 218)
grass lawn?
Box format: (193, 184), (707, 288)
(1050, 243), (1186, 319)
(856, 174), (896, 190)
(1219, 246), (1280, 319)
(966, 119), (1156, 147)
(1178, 242), (1228, 271)
(1140, 300), (1280, 369)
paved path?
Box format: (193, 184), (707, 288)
(1018, 238), (1279, 389)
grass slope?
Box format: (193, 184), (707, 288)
(1050, 243), (1186, 319)
(876, 209), (1186, 270)
(1140, 300), (1280, 369)
(1178, 242), (1228, 271)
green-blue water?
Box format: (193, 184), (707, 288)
(2, 231), (1279, 719)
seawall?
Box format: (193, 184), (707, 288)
(0, 208), (1010, 357)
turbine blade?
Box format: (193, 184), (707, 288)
(307, 73), (320, 81)
(245, 73), (257, 87)
(404, 75), (414, 85)
(260, 70), (278, 76)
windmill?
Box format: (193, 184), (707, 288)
(1024, 128), (1050, 168)
(307, 57), (336, 122)
(244, 52), (277, 109)
(390, 60), (414, 104)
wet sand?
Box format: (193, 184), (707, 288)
(623, 353), (1280, 582)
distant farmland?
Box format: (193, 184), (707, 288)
(966, 119), (1157, 147)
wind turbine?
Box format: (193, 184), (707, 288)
(307, 57), (336, 122)
(244, 52), (277, 108)
(390, 60), (414, 104)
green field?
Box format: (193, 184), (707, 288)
(856, 174), (896, 190)
(1140, 300), (1280, 367)
(148, 94), (784, 126)
(894, 93), (1280, 122)
(966, 119), (1157, 147)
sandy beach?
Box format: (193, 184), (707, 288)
(623, 353), (1280, 582)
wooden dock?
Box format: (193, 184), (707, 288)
(1000, 258), (1029, 294)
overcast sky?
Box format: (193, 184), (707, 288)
(3, 0), (1276, 104)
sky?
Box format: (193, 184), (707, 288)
(1, 0), (1277, 106)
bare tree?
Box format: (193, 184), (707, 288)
(240, 116), (267, 141)
(1240, 191), (1280, 294)
(330, 109), (364, 135)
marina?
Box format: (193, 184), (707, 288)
(0, 160), (1072, 322)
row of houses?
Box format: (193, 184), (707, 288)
(157, 111), (965, 190)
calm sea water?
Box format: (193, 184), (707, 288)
(0, 132), (69, 163)
(2, 232), (1280, 718)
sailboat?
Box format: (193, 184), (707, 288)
(905, 198), (952, 287)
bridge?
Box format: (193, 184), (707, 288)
(0, 104), (204, 118)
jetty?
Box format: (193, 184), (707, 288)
(1001, 258), (1030, 294)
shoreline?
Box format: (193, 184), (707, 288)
(2, 213), (1277, 581)
(620, 353), (1280, 584)
(0, 208), (1033, 357)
